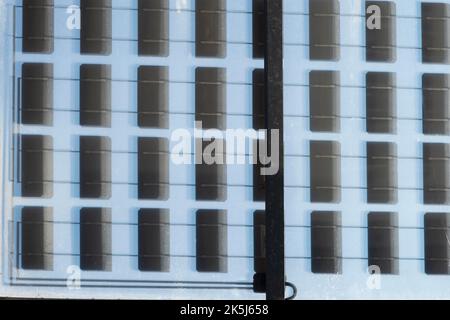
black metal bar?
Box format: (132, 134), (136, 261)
(265, 0), (285, 300)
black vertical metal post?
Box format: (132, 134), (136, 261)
(265, 0), (285, 300)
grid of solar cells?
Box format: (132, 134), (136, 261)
(4, 0), (264, 299)
(4, 0), (450, 300)
(283, 0), (450, 299)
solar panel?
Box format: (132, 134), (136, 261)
(3, 0), (450, 301)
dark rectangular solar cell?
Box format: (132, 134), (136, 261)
(309, 0), (340, 61)
(138, 66), (169, 128)
(424, 212), (450, 274)
(138, 0), (169, 56)
(253, 140), (266, 202)
(21, 207), (53, 270)
(80, 64), (111, 127)
(138, 137), (169, 200)
(366, 142), (398, 204)
(196, 139), (227, 201)
(196, 210), (227, 272)
(423, 143), (450, 204)
(22, 0), (54, 53)
(253, 210), (266, 273)
(21, 63), (53, 126)
(366, 72), (396, 134)
(80, 208), (112, 271)
(21, 135), (53, 198)
(422, 3), (450, 64)
(423, 73), (450, 135)
(311, 211), (342, 274)
(138, 209), (170, 272)
(367, 212), (399, 274)
(195, 0), (226, 58)
(253, 69), (265, 130)
(196, 67), (226, 130)
(253, 0), (265, 59)
(309, 71), (340, 132)
(79, 136), (111, 199)
(80, 0), (112, 55)
(310, 141), (341, 203)
(366, 1), (396, 62)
